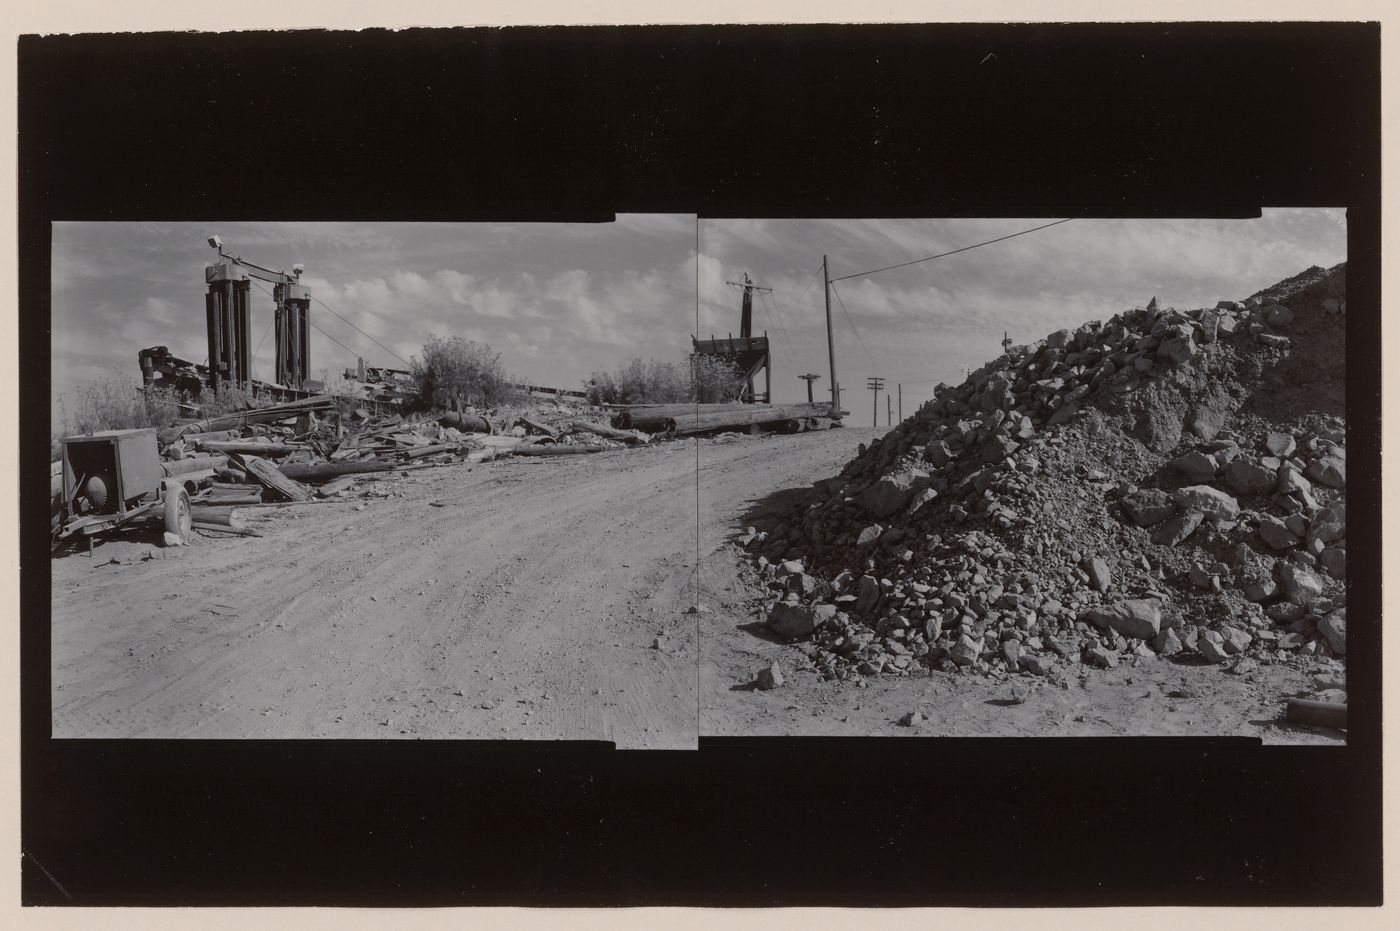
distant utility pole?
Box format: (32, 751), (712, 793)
(799, 373), (821, 404)
(1002, 330), (1013, 355)
(887, 393), (893, 427)
(897, 383), (902, 422)
(867, 376), (885, 428)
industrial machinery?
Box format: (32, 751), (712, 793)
(54, 428), (192, 552)
(692, 272), (772, 403)
(203, 235), (311, 394)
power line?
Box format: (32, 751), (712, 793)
(310, 294), (414, 368)
(829, 280), (875, 365)
(831, 218), (1075, 283)
(251, 278), (404, 371)
(758, 289), (799, 369)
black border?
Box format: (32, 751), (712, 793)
(19, 23), (1382, 906)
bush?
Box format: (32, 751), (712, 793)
(52, 369), (276, 454)
(54, 369), (182, 441)
(413, 335), (511, 410)
(689, 354), (745, 403)
(584, 355), (744, 405)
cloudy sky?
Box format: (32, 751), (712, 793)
(699, 210), (1347, 422)
(50, 216), (698, 421)
(51, 211), (1345, 427)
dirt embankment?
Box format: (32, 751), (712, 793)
(52, 440), (701, 749)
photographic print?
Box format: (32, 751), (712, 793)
(697, 213), (1350, 741)
(49, 217), (702, 748)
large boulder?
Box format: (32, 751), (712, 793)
(1152, 509), (1203, 546)
(1278, 564), (1325, 607)
(1122, 488), (1176, 527)
(767, 601), (837, 640)
(858, 470), (930, 517)
(1224, 459), (1276, 497)
(1170, 450), (1219, 483)
(1317, 609), (1346, 655)
(1257, 515), (1299, 550)
(1172, 485), (1240, 521)
(1305, 456), (1346, 489)
(1081, 599), (1162, 640)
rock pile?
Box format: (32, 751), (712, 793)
(739, 263), (1349, 688)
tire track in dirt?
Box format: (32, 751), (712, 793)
(52, 441), (700, 748)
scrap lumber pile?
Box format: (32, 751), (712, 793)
(740, 264), (1348, 707)
(140, 394), (659, 535)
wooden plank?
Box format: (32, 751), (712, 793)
(240, 455), (313, 501)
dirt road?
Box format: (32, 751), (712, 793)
(53, 426), (1341, 747)
(52, 441), (701, 748)
(696, 428), (1343, 744)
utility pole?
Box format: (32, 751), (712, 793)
(823, 255), (839, 415)
(887, 393), (892, 427)
(799, 373), (821, 404)
(897, 383), (902, 422)
(867, 376), (885, 428)
(1002, 330), (1013, 355)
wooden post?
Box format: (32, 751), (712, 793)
(898, 383), (902, 422)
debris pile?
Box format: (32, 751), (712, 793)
(740, 263), (1348, 694)
(51, 394), (656, 545)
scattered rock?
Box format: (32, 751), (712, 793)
(162, 531), (186, 547)
(755, 662), (785, 690)
(898, 710), (924, 726)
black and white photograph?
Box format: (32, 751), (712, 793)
(695, 214), (1351, 739)
(14, 15), (1383, 912)
(49, 218), (702, 748)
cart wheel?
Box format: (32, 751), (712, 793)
(164, 488), (192, 540)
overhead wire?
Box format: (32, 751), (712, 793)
(250, 278), (402, 371)
(309, 293), (414, 368)
(829, 280), (875, 366)
(830, 217), (1075, 283)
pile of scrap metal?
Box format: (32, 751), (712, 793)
(611, 401), (845, 437)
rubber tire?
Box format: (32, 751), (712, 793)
(164, 488), (192, 540)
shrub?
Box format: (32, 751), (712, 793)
(584, 354), (744, 405)
(413, 335), (511, 410)
(55, 369), (182, 440)
(689, 353), (745, 403)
